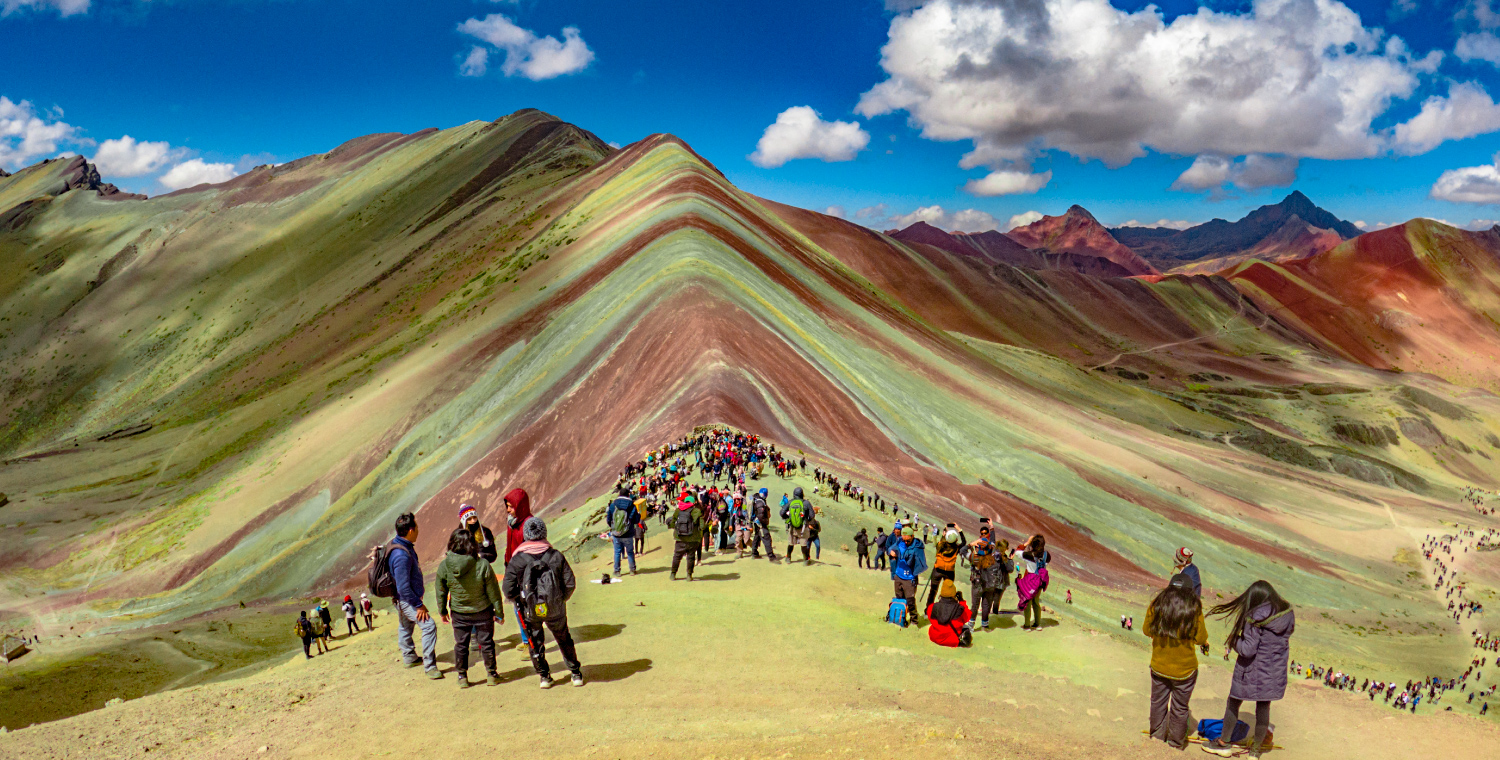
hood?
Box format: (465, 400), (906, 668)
(446, 551), (478, 573)
(678, 502), (695, 511)
(1252, 604), (1295, 634)
(505, 488), (532, 522)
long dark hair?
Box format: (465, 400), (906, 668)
(448, 527), (476, 556)
(1146, 582), (1202, 642)
(1209, 580), (1290, 648)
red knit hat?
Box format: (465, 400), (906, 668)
(1175, 547), (1193, 564)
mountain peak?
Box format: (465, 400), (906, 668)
(1006, 205), (1159, 275)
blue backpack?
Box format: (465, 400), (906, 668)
(886, 597), (909, 627)
(1196, 719), (1249, 743)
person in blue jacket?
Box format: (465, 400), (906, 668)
(388, 512), (440, 678)
(888, 526), (927, 626)
(606, 488), (639, 576)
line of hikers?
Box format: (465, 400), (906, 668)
(361, 490), (585, 690)
(295, 594), (374, 658)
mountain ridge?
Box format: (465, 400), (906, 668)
(1111, 191), (1361, 267)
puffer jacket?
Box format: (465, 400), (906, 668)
(434, 551), (503, 617)
(1229, 604), (1295, 701)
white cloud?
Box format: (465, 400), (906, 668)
(1118, 218), (1199, 230)
(855, 203), (888, 220)
(1, 0), (88, 17)
(1456, 32), (1500, 66)
(1172, 154), (1298, 191)
(964, 169), (1051, 196)
(159, 158), (239, 191)
(1431, 155), (1500, 204)
(458, 46), (489, 77)
(1392, 82), (1500, 155)
(1006, 210), (1043, 230)
(457, 14), (594, 81)
(888, 205), (999, 232)
(0, 96), (79, 170)
(749, 106), (870, 168)
(91, 135), (177, 178)
(824, 205), (847, 218)
(1466, 218), (1500, 229)
(856, 0), (1474, 190)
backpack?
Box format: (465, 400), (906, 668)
(674, 509), (695, 539)
(610, 499), (632, 537)
(368, 540), (405, 599)
(309, 617), (325, 636)
(521, 554), (565, 620)
(294, 617), (311, 638)
(886, 598), (909, 627)
(788, 499), (806, 529)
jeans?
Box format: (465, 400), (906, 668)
(971, 583), (1003, 624)
(451, 609), (497, 679)
(1149, 670), (1198, 748)
(612, 535), (636, 574)
(811, 538), (821, 559)
(525, 614), (581, 679)
(396, 600), (438, 672)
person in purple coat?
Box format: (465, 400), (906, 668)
(1202, 580), (1295, 758)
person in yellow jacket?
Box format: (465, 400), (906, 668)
(1144, 573), (1209, 749)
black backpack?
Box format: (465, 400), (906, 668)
(674, 509), (695, 539)
(521, 554), (564, 620)
(368, 541), (405, 599)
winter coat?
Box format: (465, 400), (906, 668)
(388, 535), (424, 609)
(926, 599), (972, 647)
(1229, 604), (1295, 701)
(502, 544), (577, 623)
(889, 537), (927, 581)
(467, 524), (498, 564)
(671, 504), (705, 543)
(962, 539), (1012, 590)
(607, 496), (639, 539)
(502, 488), (532, 564)
(854, 530), (871, 553)
(434, 550), (503, 617)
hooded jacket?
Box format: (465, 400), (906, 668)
(672, 502), (705, 543)
(502, 541), (577, 622)
(889, 536), (927, 581)
(1230, 604), (1296, 701)
(926, 598), (971, 647)
(502, 488), (532, 564)
(607, 496), (639, 539)
(435, 550), (503, 617)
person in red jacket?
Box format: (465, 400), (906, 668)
(502, 488), (533, 657)
(926, 580), (972, 648)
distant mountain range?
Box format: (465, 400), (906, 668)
(888, 191), (1363, 277)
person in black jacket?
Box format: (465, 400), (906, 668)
(750, 489), (778, 561)
(459, 504), (498, 564)
(502, 517), (584, 689)
(854, 528), (872, 569)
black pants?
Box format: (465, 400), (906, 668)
(301, 635), (315, 657)
(925, 568), (956, 607)
(452, 610), (497, 679)
(857, 551), (871, 568)
(1219, 697), (1272, 749)
(346, 617), (358, 636)
(753, 526), (777, 559)
(525, 614), (580, 678)
(672, 540), (698, 578)
(634, 531), (646, 554)
(363, 613), (373, 629)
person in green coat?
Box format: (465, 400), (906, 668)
(436, 528), (505, 687)
(670, 494), (705, 581)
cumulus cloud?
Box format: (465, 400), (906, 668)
(1392, 82), (1500, 154)
(91, 135), (178, 178)
(855, 203), (889, 220)
(159, 158), (239, 191)
(1006, 210), (1043, 229)
(1431, 155), (1500, 204)
(964, 169), (1051, 196)
(457, 14), (594, 81)
(1118, 219), (1200, 230)
(749, 107), (870, 168)
(888, 205), (1000, 232)
(1171, 154), (1298, 192)
(1, 0), (88, 16)
(857, 0), (1475, 192)
(0, 96), (78, 170)
(1456, 32), (1500, 66)
(824, 205), (847, 218)
(458, 45), (489, 77)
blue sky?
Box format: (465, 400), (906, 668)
(6, 0), (1500, 232)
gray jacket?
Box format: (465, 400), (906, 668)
(1229, 604), (1295, 701)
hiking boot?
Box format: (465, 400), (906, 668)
(487, 673), (501, 686)
(403, 659), (421, 668)
(458, 677), (471, 689)
(1201, 741), (1244, 757)
(571, 672), (585, 688)
(426, 669), (443, 680)
(539, 675), (554, 689)
(686, 576), (694, 582)
(669, 573), (677, 581)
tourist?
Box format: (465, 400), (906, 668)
(889, 526), (927, 626)
(671, 493), (705, 581)
(459, 503), (497, 563)
(341, 594), (359, 636)
(854, 528), (872, 569)
(389, 512), (439, 678)
(1016, 534), (1051, 631)
(1145, 574), (1208, 749)
(502, 488), (534, 657)
(606, 487), (640, 576)
(296, 611), (317, 658)
(1175, 547), (1202, 597)
(502, 517), (584, 689)
(926, 526), (965, 609)
(1203, 581), (1295, 758)
(784, 487), (812, 565)
(962, 520), (1011, 629)
(436, 528), (504, 688)
(926, 580), (972, 647)
(359, 592), (374, 630)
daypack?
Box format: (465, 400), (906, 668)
(788, 499), (807, 529)
(886, 598), (909, 627)
(294, 617), (311, 638)
(521, 554), (565, 620)
(674, 509), (696, 539)
(1196, 719), (1251, 743)
(610, 499), (632, 537)
(367, 540), (406, 599)
(309, 616), (326, 636)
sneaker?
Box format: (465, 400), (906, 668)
(403, 660), (421, 668)
(539, 675), (554, 689)
(458, 677), (471, 689)
(571, 672), (585, 688)
(669, 574), (677, 581)
(487, 674), (501, 686)
(426, 669), (443, 680)
(1201, 741), (1245, 757)
(686, 576), (694, 582)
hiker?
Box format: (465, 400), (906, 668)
(873, 527), (889, 571)
(962, 520), (1011, 628)
(889, 526), (927, 626)
(783, 486), (812, 565)
(926, 526), (966, 609)
(750, 488), (778, 561)
(927, 580), (972, 647)
(807, 512), (822, 561)
(855, 528), (872, 569)
(502, 517), (584, 689)
(342, 595), (359, 636)
(308, 609), (328, 653)
(607, 488), (640, 576)
(296, 611), (318, 658)
(317, 601), (335, 642)
(1175, 547), (1202, 597)
(633, 497), (648, 555)
(360, 592), (374, 630)
(1144, 574), (1209, 749)
(1015, 534), (1050, 631)
(460, 503), (498, 563)
(671, 494), (705, 581)
(436, 528), (504, 688)
(1202, 580), (1295, 758)
(502, 488), (534, 657)
(389, 512), (440, 677)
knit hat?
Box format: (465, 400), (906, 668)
(523, 516), (548, 541)
(1175, 546), (1194, 565)
(939, 579), (957, 598)
(458, 504), (477, 523)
